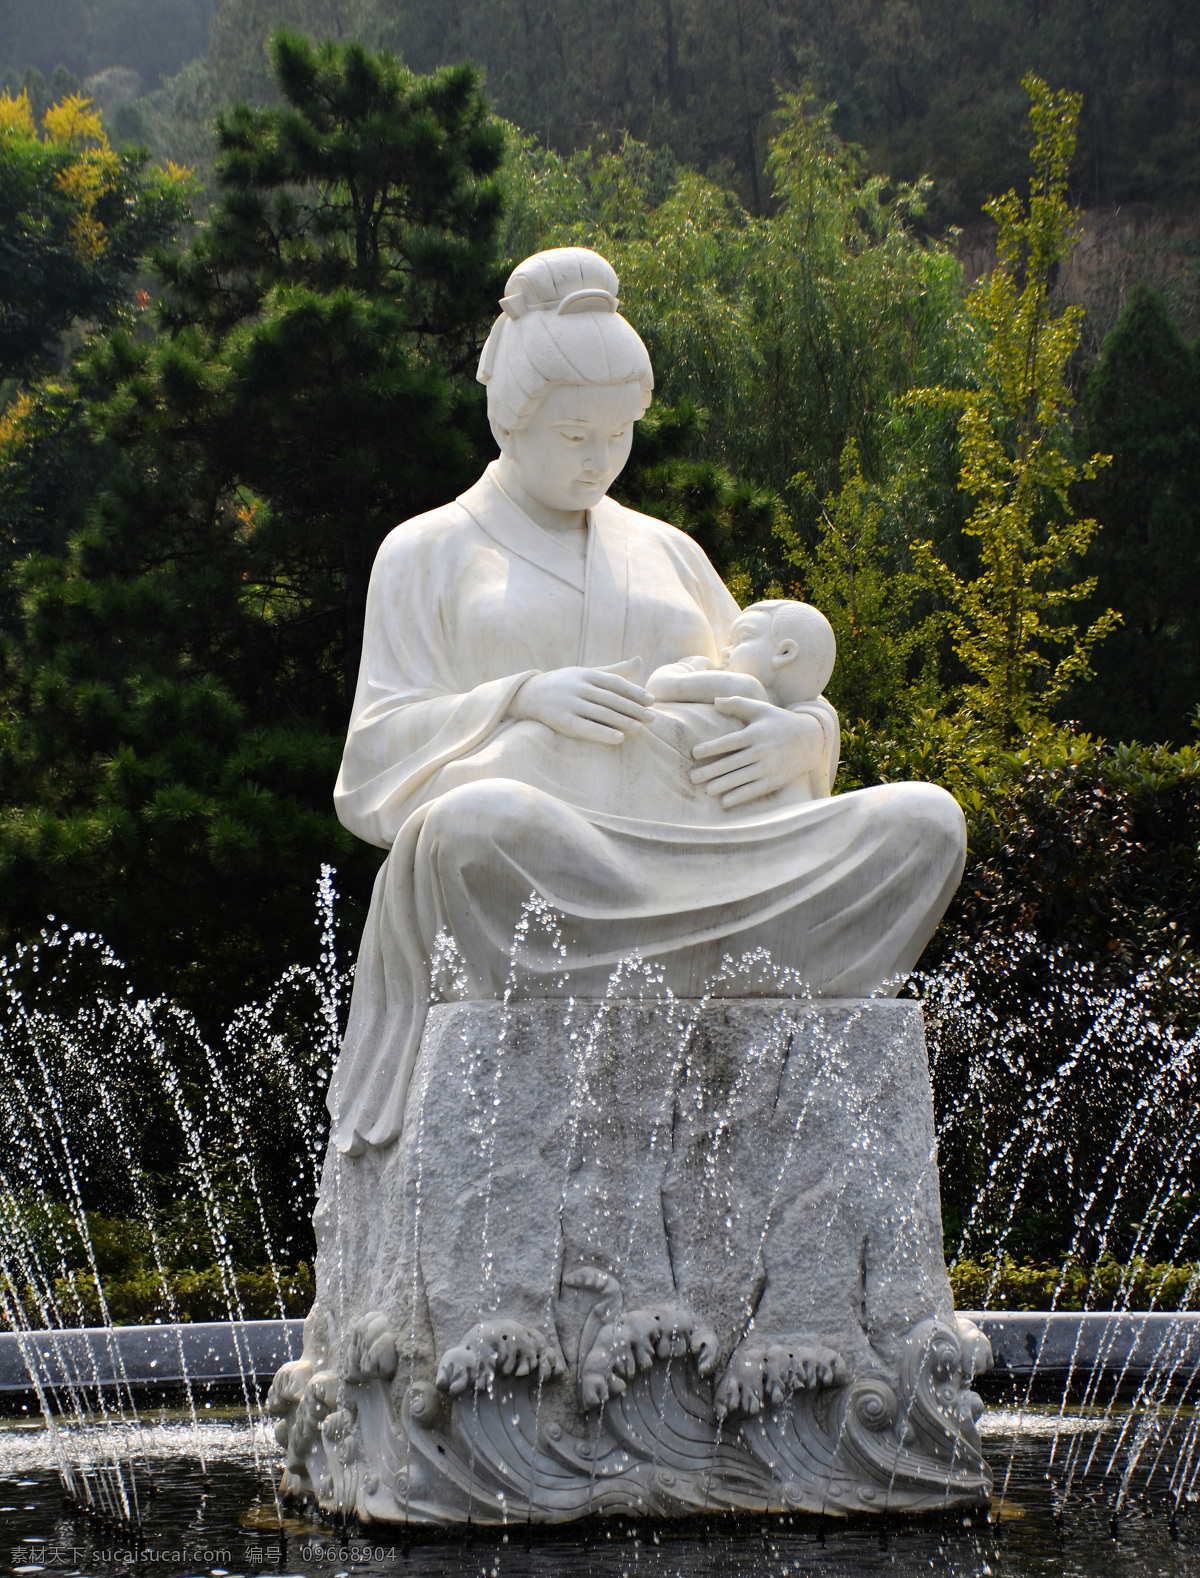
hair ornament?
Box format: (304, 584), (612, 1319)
(498, 286), (618, 321)
(557, 288), (619, 315)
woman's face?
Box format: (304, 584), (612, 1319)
(501, 382), (643, 513)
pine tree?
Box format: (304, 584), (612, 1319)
(1070, 283), (1200, 745)
(1, 33), (507, 1022)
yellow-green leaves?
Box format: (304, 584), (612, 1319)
(910, 75), (1119, 741)
(784, 440), (946, 729)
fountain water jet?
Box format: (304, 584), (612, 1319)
(3, 886), (1200, 1541)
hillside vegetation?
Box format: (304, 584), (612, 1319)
(5, 1), (1199, 221)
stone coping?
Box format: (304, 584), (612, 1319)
(3, 1313), (1199, 1394)
(0, 1318), (305, 1394)
(960, 1309), (1200, 1381)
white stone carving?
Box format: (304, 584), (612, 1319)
(274, 999), (992, 1522)
(715, 1336), (848, 1418)
(560, 1268), (720, 1407)
(275, 247), (983, 1523)
(435, 1319), (562, 1396)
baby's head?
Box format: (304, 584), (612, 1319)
(722, 600), (836, 706)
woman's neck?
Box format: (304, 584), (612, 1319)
(495, 459), (589, 549)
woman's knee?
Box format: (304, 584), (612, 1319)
(420, 779), (552, 865)
(902, 781), (967, 871)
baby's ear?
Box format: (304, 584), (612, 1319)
(772, 637), (799, 670)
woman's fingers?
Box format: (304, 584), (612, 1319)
(691, 728), (760, 762)
(712, 695), (772, 723)
(568, 717), (627, 744)
(579, 684), (652, 721)
(587, 670), (654, 705)
(721, 779), (772, 808)
(578, 701), (645, 734)
(700, 763), (764, 797)
(690, 746), (761, 784)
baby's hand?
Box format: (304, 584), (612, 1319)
(648, 661), (769, 705)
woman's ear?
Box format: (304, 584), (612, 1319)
(772, 637), (800, 670)
(490, 416), (516, 455)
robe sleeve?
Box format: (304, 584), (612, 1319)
(333, 514), (536, 848)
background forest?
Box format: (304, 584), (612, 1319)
(2, 5), (1200, 1319)
(6, 0), (1200, 218)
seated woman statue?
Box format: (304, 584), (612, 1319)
(329, 246), (966, 1156)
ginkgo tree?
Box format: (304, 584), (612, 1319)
(910, 74), (1120, 742)
(0, 87), (191, 383)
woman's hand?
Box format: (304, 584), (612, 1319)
(508, 658), (653, 744)
(690, 697), (825, 808)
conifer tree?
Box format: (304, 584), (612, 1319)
(1, 33), (506, 1021)
(1071, 283), (1200, 744)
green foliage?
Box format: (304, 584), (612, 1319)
(208, 1), (349, 107)
(0, 380), (100, 628)
(950, 1255), (1200, 1315)
(37, 1261), (314, 1325)
(906, 733), (1200, 1267)
(911, 77), (1119, 741)
(613, 399), (784, 595)
(0, 87), (192, 383)
(503, 105), (970, 596)
(936, 734), (1200, 977)
(196, 0), (1200, 220)
(1, 1197), (314, 1326)
(0, 1), (218, 94)
(783, 441), (946, 728)
(0, 33), (506, 1020)
(1069, 283), (1200, 746)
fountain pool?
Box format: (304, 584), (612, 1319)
(5, 879), (1200, 1563)
(5, 1409), (1200, 1576)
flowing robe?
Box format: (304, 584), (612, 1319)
(329, 464), (966, 1154)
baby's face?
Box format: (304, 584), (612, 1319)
(721, 612), (777, 684)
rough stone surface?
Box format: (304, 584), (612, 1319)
(273, 998), (992, 1522)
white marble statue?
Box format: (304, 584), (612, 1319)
(328, 246), (966, 1157)
(274, 248), (990, 1525)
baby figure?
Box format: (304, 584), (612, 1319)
(438, 599), (839, 823)
(648, 600), (840, 803)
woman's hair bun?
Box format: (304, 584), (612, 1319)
(499, 248), (620, 319)
(477, 247), (653, 435)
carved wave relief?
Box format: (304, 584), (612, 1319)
(269, 1291), (992, 1521)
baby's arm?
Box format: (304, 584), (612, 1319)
(647, 658), (769, 704)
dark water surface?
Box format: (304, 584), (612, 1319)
(4, 1412), (1200, 1577)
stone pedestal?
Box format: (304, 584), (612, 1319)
(270, 998), (991, 1522)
